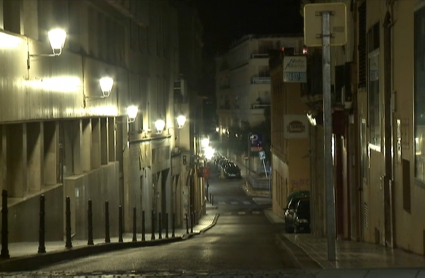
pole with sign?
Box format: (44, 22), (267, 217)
(304, 2), (347, 261)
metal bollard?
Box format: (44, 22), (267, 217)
(1, 190), (9, 258)
(185, 213), (189, 234)
(172, 213), (175, 238)
(151, 210), (155, 240)
(105, 201), (110, 243)
(132, 206), (137, 242)
(38, 194), (46, 254)
(141, 210), (145, 241)
(211, 195), (214, 206)
(118, 206), (123, 243)
(165, 213), (169, 238)
(87, 200), (94, 245)
(65, 197), (72, 248)
(158, 212), (162, 239)
(190, 212), (193, 234)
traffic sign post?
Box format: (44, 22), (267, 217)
(304, 2), (347, 262)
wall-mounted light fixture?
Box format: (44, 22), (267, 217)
(29, 29), (66, 58)
(27, 28), (66, 69)
(155, 118), (166, 134)
(127, 105), (138, 123)
(99, 77), (114, 98)
(84, 77), (114, 100)
(176, 114), (186, 128)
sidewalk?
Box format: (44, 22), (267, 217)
(0, 205), (219, 272)
(264, 208), (425, 277)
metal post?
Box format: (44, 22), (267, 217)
(105, 201), (110, 243)
(142, 210), (145, 241)
(87, 200), (94, 245)
(118, 205), (123, 243)
(158, 212), (162, 239)
(190, 212), (193, 233)
(165, 212), (169, 238)
(172, 213), (175, 237)
(132, 206), (137, 242)
(185, 213), (189, 234)
(65, 197), (72, 248)
(1, 190), (9, 258)
(322, 11), (336, 261)
(38, 194), (46, 253)
(151, 210), (155, 240)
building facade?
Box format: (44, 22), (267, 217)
(0, 0), (203, 244)
(215, 35), (303, 168)
(293, 0), (425, 255)
(269, 49), (310, 219)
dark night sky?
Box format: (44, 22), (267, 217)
(190, 0), (304, 56)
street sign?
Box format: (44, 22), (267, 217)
(259, 151), (266, 160)
(249, 133), (263, 152)
(303, 3), (347, 47)
(283, 56), (307, 83)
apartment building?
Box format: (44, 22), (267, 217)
(215, 35), (303, 165)
(0, 0), (203, 244)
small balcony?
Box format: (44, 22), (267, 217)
(251, 53), (269, 59)
(251, 76), (271, 84)
(251, 103), (270, 109)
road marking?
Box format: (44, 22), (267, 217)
(238, 211), (246, 215)
(224, 212), (232, 215)
(218, 201), (226, 205)
(230, 201), (238, 205)
(252, 211), (260, 214)
(243, 201), (251, 205)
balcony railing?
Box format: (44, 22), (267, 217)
(251, 53), (269, 59)
(251, 103), (271, 109)
(251, 77), (271, 84)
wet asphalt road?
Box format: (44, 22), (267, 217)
(35, 167), (307, 275)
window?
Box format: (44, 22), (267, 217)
(414, 5), (425, 183)
(368, 23), (380, 149)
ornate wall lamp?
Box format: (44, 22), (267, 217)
(126, 105), (138, 123)
(84, 77), (114, 100)
(176, 115), (187, 128)
(155, 118), (166, 134)
(28, 29), (66, 69)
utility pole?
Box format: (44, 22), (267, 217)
(304, 2), (347, 261)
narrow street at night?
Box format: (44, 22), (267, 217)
(29, 166), (318, 277)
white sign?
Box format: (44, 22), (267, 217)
(284, 115), (310, 139)
(303, 2), (347, 47)
(259, 151), (266, 160)
(283, 56), (307, 83)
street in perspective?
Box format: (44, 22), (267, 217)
(7, 160), (319, 277)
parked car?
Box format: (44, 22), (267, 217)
(284, 196), (310, 233)
(224, 164), (241, 179)
(293, 198), (310, 233)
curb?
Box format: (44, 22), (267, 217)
(0, 213), (220, 272)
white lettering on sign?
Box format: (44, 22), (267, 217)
(283, 56), (307, 83)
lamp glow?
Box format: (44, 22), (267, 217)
(48, 29), (66, 55)
(201, 137), (210, 148)
(127, 105), (138, 123)
(155, 119), (165, 134)
(176, 115), (186, 128)
(204, 146), (215, 160)
(0, 32), (21, 48)
(99, 77), (113, 97)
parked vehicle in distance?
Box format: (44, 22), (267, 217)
(224, 164), (241, 179)
(293, 198), (310, 233)
(284, 196), (310, 233)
